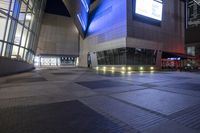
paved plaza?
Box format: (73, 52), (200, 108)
(0, 68), (200, 133)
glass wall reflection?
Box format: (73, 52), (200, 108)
(0, 0), (46, 63)
(97, 47), (157, 65)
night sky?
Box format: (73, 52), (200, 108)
(45, 0), (70, 17)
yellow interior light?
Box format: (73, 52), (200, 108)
(150, 67), (154, 70)
(121, 67), (125, 70)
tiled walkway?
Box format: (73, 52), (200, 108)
(0, 68), (200, 133)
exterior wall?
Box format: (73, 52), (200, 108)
(0, 57), (34, 76)
(185, 0), (200, 66)
(37, 13), (79, 56)
(79, 38), (126, 67)
(62, 0), (90, 37)
(186, 0), (200, 44)
(186, 27), (200, 44)
(67, 0), (185, 68)
(79, 0), (127, 67)
(127, 0), (185, 54)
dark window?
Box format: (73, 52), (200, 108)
(97, 47), (157, 65)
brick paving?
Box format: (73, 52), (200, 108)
(0, 68), (200, 133)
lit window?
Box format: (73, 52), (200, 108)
(19, 48), (24, 60)
(0, 41), (3, 55)
(0, 12), (7, 40)
(11, 45), (19, 59)
(187, 47), (195, 56)
(26, 14), (32, 21)
(14, 24), (23, 45)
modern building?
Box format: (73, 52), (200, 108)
(0, 0), (194, 75)
(35, 0), (79, 67)
(185, 0), (200, 66)
(64, 0), (186, 70)
(0, 0), (46, 76)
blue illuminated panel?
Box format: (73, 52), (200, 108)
(81, 0), (89, 12)
(87, 0), (126, 35)
(77, 14), (86, 30)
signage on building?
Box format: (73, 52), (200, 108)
(135, 0), (163, 21)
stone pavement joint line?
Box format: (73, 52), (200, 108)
(0, 68), (200, 133)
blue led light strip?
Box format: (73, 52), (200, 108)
(81, 0), (89, 12)
(77, 14), (86, 30)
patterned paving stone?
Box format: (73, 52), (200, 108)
(165, 76), (190, 80)
(165, 83), (200, 91)
(76, 80), (134, 89)
(96, 71), (130, 77)
(80, 96), (167, 131)
(52, 72), (75, 75)
(5, 77), (47, 83)
(153, 87), (200, 97)
(172, 104), (200, 130)
(112, 89), (200, 115)
(1, 68), (200, 133)
(138, 83), (157, 88)
(0, 100), (127, 133)
(142, 121), (199, 133)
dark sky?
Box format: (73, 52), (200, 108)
(45, 0), (70, 17)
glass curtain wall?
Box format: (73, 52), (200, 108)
(0, 0), (46, 64)
(97, 47), (157, 65)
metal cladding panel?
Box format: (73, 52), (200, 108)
(62, 0), (91, 38)
(87, 0), (127, 39)
(127, 0), (185, 54)
(186, 0), (200, 44)
(194, 0), (200, 5)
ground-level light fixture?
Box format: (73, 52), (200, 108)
(121, 71), (126, 74)
(128, 67), (132, 71)
(140, 67), (144, 71)
(128, 71), (132, 75)
(111, 70), (115, 73)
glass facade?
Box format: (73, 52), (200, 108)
(0, 0), (46, 64)
(187, 46), (200, 66)
(97, 47), (157, 65)
(187, 46), (195, 56)
(34, 56), (77, 67)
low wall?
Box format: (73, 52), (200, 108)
(0, 57), (34, 77)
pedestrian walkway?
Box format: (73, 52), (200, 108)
(0, 68), (200, 133)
